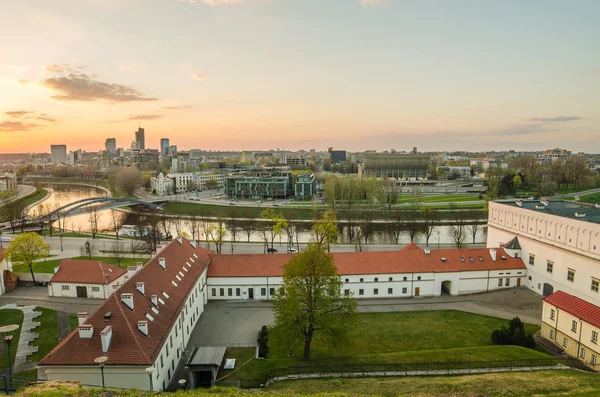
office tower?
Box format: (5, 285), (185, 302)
(105, 138), (117, 159)
(161, 138), (170, 156)
(50, 144), (67, 164)
(135, 127), (145, 151)
(68, 149), (82, 165)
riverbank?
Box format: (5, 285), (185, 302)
(0, 188), (49, 221)
(27, 178), (112, 197)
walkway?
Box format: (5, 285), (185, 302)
(56, 312), (71, 341)
(0, 185), (35, 207)
(264, 363), (572, 387)
(0, 304), (41, 375)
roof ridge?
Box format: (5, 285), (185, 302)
(112, 293), (153, 365)
(98, 261), (108, 284)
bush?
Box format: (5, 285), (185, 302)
(257, 325), (269, 358)
(491, 316), (535, 349)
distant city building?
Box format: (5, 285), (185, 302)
(135, 127), (145, 151)
(225, 168), (293, 200)
(295, 172), (316, 200)
(538, 148), (571, 164)
(150, 172), (174, 196)
(68, 149), (82, 165)
(282, 155), (307, 167)
(436, 165), (472, 179)
(193, 172), (226, 191)
(328, 148), (347, 164)
(169, 173), (195, 193)
(359, 153), (430, 180)
(169, 145), (177, 155)
(50, 144), (67, 164)
(160, 138), (169, 157)
(105, 138), (117, 160)
(0, 172), (17, 192)
(131, 141), (138, 151)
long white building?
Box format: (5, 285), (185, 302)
(487, 199), (600, 305)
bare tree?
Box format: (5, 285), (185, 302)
(207, 218), (227, 254)
(160, 214), (172, 240)
(389, 210), (404, 245)
(116, 167), (142, 196)
(81, 240), (97, 259)
(110, 209), (123, 239)
(359, 209), (376, 245)
(449, 205), (468, 249)
(172, 216), (184, 236)
(186, 211), (200, 241)
(1, 201), (26, 233)
(421, 207), (438, 247)
(241, 218), (255, 242)
(467, 209), (486, 244)
(109, 240), (126, 267)
(86, 205), (101, 239)
(142, 212), (162, 253)
(227, 217), (240, 254)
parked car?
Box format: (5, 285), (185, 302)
(287, 248), (297, 253)
(267, 248), (278, 253)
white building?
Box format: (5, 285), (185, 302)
(150, 173), (174, 196)
(40, 238), (210, 391)
(487, 199), (600, 305)
(51, 144), (68, 164)
(207, 244), (526, 301)
(0, 172), (17, 192)
(541, 291), (599, 370)
(193, 172), (225, 190)
(48, 260), (127, 299)
(0, 248), (13, 295)
(169, 173), (195, 193)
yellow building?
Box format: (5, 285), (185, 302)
(541, 291), (600, 369)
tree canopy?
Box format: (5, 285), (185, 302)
(5, 232), (50, 285)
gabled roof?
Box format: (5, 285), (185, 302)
(208, 245), (525, 278)
(49, 260), (126, 285)
(3, 270), (18, 283)
(503, 236), (521, 250)
(543, 290), (600, 329)
(40, 237), (212, 366)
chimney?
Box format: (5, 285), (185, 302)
(54, 266), (60, 274)
(121, 293), (134, 310)
(177, 236), (183, 245)
(77, 312), (89, 326)
(78, 324), (93, 339)
(190, 240), (197, 248)
(138, 321), (149, 336)
(515, 200), (523, 207)
(424, 249), (431, 255)
(100, 326), (112, 354)
(540, 198), (548, 206)
(151, 295), (158, 306)
(489, 248), (497, 262)
(159, 257), (166, 269)
(136, 282), (145, 295)
(136, 261), (143, 270)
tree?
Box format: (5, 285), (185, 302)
(311, 210), (339, 252)
(272, 244), (357, 361)
(109, 240), (126, 266)
(449, 205), (468, 249)
(491, 316), (535, 349)
(388, 210), (405, 245)
(421, 207), (437, 247)
(81, 240), (97, 259)
(116, 167), (142, 196)
(86, 205), (101, 239)
(467, 209), (486, 244)
(205, 178), (219, 190)
(5, 233), (50, 285)
(261, 208), (288, 252)
(110, 209), (123, 239)
(1, 201), (26, 233)
(359, 209), (376, 245)
(207, 220), (227, 254)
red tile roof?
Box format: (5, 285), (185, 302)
(208, 245), (525, 277)
(543, 290), (600, 329)
(40, 238), (212, 366)
(0, 248), (5, 263)
(49, 260), (126, 285)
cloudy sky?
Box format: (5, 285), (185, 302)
(1, 0), (599, 153)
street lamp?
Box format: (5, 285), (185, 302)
(178, 379), (187, 390)
(94, 356), (108, 388)
(1, 324), (20, 389)
(145, 366), (155, 391)
(436, 230), (440, 250)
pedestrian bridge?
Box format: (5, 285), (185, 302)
(47, 197), (164, 219)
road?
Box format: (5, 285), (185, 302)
(552, 187), (600, 199)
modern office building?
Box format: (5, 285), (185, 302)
(135, 127), (145, 151)
(295, 172), (316, 200)
(105, 138), (117, 160)
(225, 168), (293, 200)
(359, 153), (430, 180)
(282, 155), (307, 167)
(160, 138), (170, 157)
(329, 149), (347, 164)
(487, 199), (600, 305)
(50, 145), (68, 164)
(68, 149), (82, 165)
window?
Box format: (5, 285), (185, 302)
(373, 288), (379, 295)
(580, 347), (586, 359)
(403, 276), (407, 281)
(270, 288), (275, 296)
(170, 336), (173, 348)
(469, 257), (474, 262)
(236, 288), (241, 296)
(62, 285), (69, 291)
(219, 288), (224, 296)
(374, 278), (378, 282)
(359, 289), (364, 296)
(91, 286), (100, 292)
(546, 261), (553, 273)
(166, 343), (169, 356)
(360, 278), (364, 283)
(261, 288), (266, 296)
(528, 276), (532, 281)
(344, 289), (350, 296)
(567, 269), (575, 282)
(592, 330), (598, 344)
(498, 279), (503, 287)
(592, 279), (600, 293)
(402, 287), (407, 294)
(549, 329), (555, 340)
(505, 278), (510, 286)
(592, 354), (597, 366)
(160, 354), (164, 368)
(417, 276), (422, 281)
(572, 320), (578, 333)
(228, 288), (232, 296)
(345, 278), (349, 283)
(563, 337), (568, 348)
(388, 288), (393, 294)
(550, 309), (555, 320)
(528, 254), (535, 265)
(389, 277), (393, 282)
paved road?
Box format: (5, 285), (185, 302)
(553, 188), (600, 199)
(0, 184), (36, 207)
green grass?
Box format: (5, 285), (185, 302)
(68, 315), (79, 332)
(12, 256), (150, 273)
(267, 370), (600, 396)
(28, 308), (59, 362)
(0, 309), (24, 370)
(0, 189), (47, 221)
(218, 311), (546, 385)
(578, 192), (600, 204)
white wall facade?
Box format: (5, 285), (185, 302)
(43, 365), (150, 390)
(47, 277), (124, 299)
(487, 201), (600, 305)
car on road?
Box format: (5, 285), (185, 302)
(229, 202), (235, 205)
(272, 204), (279, 207)
(267, 248), (278, 253)
(287, 248), (297, 253)
(256, 200), (263, 203)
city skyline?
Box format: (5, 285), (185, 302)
(1, 0), (599, 153)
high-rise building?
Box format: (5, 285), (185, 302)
(160, 138), (169, 156)
(105, 138), (117, 159)
(50, 145), (67, 164)
(135, 127), (145, 151)
(68, 149), (82, 165)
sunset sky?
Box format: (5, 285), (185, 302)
(1, 0), (599, 154)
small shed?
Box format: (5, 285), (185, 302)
(185, 346), (226, 388)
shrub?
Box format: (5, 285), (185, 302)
(491, 316), (535, 349)
(257, 325), (269, 358)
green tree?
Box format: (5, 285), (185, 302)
(272, 244), (357, 361)
(205, 178), (219, 190)
(261, 208), (288, 251)
(513, 175), (522, 193)
(116, 167), (142, 196)
(5, 232), (50, 285)
(311, 209), (339, 252)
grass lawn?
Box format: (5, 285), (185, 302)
(218, 310), (547, 385)
(68, 315), (79, 332)
(0, 309), (24, 369)
(0, 189), (47, 222)
(12, 256), (150, 273)
(27, 308), (58, 362)
(267, 370), (600, 397)
(579, 192), (600, 204)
